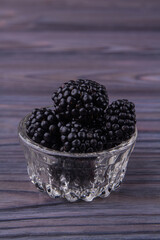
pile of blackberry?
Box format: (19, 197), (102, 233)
(26, 79), (136, 152)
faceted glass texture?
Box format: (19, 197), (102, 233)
(18, 114), (137, 202)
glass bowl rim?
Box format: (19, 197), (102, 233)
(18, 112), (137, 158)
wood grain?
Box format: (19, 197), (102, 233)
(0, 0), (160, 239)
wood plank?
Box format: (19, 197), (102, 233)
(0, 0), (160, 239)
(0, 0), (160, 31)
(0, 31), (160, 96)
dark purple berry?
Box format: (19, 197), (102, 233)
(26, 108), (60, 150)
(105, 99), (136, 149)
(51, 79), (109, 124)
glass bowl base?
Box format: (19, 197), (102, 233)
(26, 148), (131, 202)
(19, 114), (137, 202)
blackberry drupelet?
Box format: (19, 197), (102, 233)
(105, 99), (136, 149)
(26, 108), (60, 149)
(52, 79), (109, 124)
(59, 121), (107, 153)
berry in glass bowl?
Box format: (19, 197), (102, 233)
(18, 79), (137, 202)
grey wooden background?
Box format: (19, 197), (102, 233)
(0, 0), (160, 239)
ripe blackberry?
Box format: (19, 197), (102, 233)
(59, 121), (107, 153)
(52, 79), (109, 123)
(105, 99), (136, 149)
(26, 108), (60, 149)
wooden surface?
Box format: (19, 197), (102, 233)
(1, 0), (160, 239)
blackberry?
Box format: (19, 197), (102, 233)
(105, 99), (136, 148)
(52, 79), (109, 124)
(59, 121), (107, 153)
(26, 108), (60, 149)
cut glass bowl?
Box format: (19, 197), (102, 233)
(18, 114), (137, 202)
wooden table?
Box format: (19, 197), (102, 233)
(1, 1), (160, 239)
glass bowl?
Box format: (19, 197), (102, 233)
(18, 114), (137, 202)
